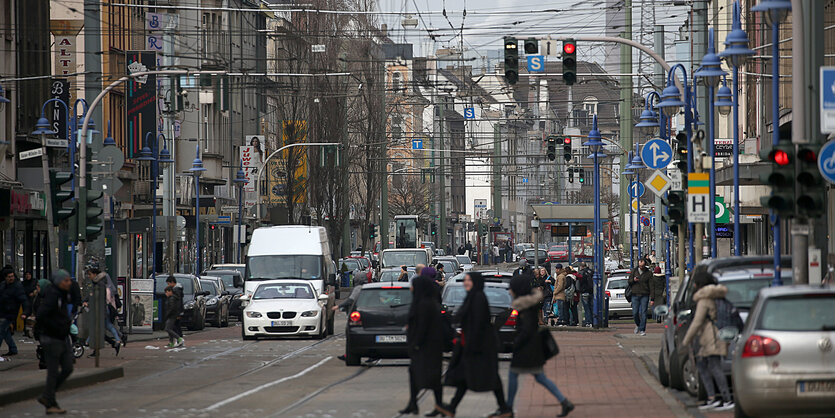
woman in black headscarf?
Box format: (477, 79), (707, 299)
(400, 272), (451, 416)
(443, 272), (512, 417)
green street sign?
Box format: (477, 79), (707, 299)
(715, 196), (729, 224)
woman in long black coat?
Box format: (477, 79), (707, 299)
(400, 273), (450, 416)
(444, 272), (512, 417)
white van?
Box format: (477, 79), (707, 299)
(242, 225), (337, 336)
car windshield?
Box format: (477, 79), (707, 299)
(204, 273), (236, 289)
(382, 251), (428, 268)
(524, 250), (546, 258)
(246, 255), (321, 281)
(439, 261), (456, 272)
(155, 277), (194, 294)
(379, 270), (412, 282)
(607, 279), (628, 290)
(357, 258), (370, 269)
(442, 285), (512, 307)
(200, 281), (218, 296)
(252, 283), (314, 300)
(356, 288), (412, 308)
(455, 256), (470, 264)
(721, 278), (787, 309)
(757, 294), (835, 331)
(340, 259), (361, 271)
(550, 245), (567, 252)
(212, 265), (245, 276)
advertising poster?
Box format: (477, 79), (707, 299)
(49, 78), (70, 139)
(117, 277), (127, 326)
(126, 51), (157, 159)
(265, 121), (308, 205)
(129, 278), (154, 332)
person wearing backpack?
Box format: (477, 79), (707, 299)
(563, 268), (578, 326)
(682, 275), (734, 412)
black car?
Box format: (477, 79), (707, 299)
(202, 270), (244, 318)
(521, 249), (551, 272)
(344, 282), (412, 366)
(154, 274), (210, 331)
(200, 278), (232, 327)
(658, 256), (792, 399)
(441, 281), (515, 353)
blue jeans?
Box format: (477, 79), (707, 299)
(631, 294), (649, 332)
(506, 370), (566, 408)
(581, 293), (594, 326)
(0, 318), (17, 353)
(86, 317), (122, 346)
(556, 300), (567, 324)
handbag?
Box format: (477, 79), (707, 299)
(540, 328), (559, 359)
(624, 281), (633, 303)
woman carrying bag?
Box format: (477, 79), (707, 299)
(506, 275), (574, 417)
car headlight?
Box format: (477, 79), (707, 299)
(207, 297), (218, 306)
(184, 301), (195, 310)
(301, 310), (318, 317)
(245, 311), (262, 318)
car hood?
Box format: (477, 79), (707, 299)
(245, 298), (320, 312)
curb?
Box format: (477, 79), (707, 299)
(0, 366), (124, 407)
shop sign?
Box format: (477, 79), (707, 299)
(28, 192), (45, 212)
(10, 190), (31, 214)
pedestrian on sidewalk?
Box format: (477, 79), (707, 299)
(401, 275), (451, 417)
(163, 286), (183, 348)
(649, 267), (666, 323)
(35, 270), (74, 415)
(551, 265), (567, 326)
(165, 275), (185, 347)
(0, 267), (30, 356)
(443, 272), (512, 417)
(541, 267), (554, 324)
(577, 262), (594, 327)
(682, 276), (734, 412)
(506, 275), (575, 417)
(629, 259), (652, 336)
(564, 268), (579, 326)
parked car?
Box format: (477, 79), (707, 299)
(202, 269), (244, 319)
(455, 255), (474, 271)
(605, 271), (632, 318)
(154, 273), (209, 331)
(732, 286), (835, 417)
(441, 281), (515, 352)
(658, 256), (792, 399)
(548, 244), (569, 262)
(339, 257), (372, 286)
(208, 263), (245, 277)
(344, 282), (412, 365)
(242, 280), (329, 340)
(200, 278), (232, 327)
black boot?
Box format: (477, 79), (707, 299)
(399, 403), (418, 415)
(557, 399), (574, 417)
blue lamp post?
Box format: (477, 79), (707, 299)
(189, 145), (207, 275)
(233, 162), (248, 263)
(694, 28), (727, 259)
(753, 0), (791, 286)
(583, 115), (606, 327)
(622, 154), (636, 269)
(720, 0), (755, 257)
(626, 147), (645, 260)
(137, 133), (173, 280)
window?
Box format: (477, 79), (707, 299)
(356, 288), (412, 308)
(392, 71), (403, 93)
(253, 283), (315, 300)
(582, 96), (598, 126)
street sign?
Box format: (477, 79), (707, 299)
(45, 138), (69, 148)
(212, 215), (231, 225)
(474, 199), (487, 219)
(221, 205), (239, 214)
(820, 67), (835, 133)
(412, 138), (423, 150)
(311, 44), (326, 53)
(715, 224), (733, 239)
(522, 177), (528, 183)
(19, 148), (43, 160)
(688, 172), (710, 223)
(464, 108), (475, 119)
(542, 39), (559, 56)
(631, 198), (638, 212)
(629, 181), (645, 198)
(715, 196), (729, 224)
(669, 169), (683, 190)
(818, 138), (835, 183)
(640, 138), (673, 169)
(645, 170), (671, 197)
(641, 216), (650, 227)
(526, 55), (544, 72)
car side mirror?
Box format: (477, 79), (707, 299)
(318, 294), (329, 302)
(233, 276), (243, 288)
(653, 305), (669, 317)
(676, 309), (692, 324)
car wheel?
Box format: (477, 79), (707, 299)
(683, 354), (702, 399)
(242, 320), (255, 341)
(345, 352), (361, 366)
(327, 314), (335, 335)
(658, 349), (670, 387)
(214, 309), (223, 328)
(734, 401), (750, 418)
(669, 347), (685, 390)
(313, 318), (325, 340)
(223, 308), (230, 327)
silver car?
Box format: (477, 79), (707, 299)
(732, 286), (835, 417)
(605, 273), (632, 318)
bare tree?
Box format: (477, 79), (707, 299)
(389, 176), (430, 220)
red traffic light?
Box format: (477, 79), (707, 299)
(797, 148), (817, 163)
(563, 42), (575, 54)
(563, 137), (571, 145)
(771, 149), (790, 166)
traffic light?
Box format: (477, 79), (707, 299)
(568, 168), (574, 183)
(368, 223), (376, 239)
(578, 169), (585, 183)
(563, 137), (572, 162)
(48, 169), (75, 226)
(663, 190), (686, 235)
(504, 37), (519, 85)
(523, 38), (538, 54)
(431, 222), (437, 236)
(796, 145), (825, 218)
(79, 187), (103, 241)
(546, 136), (556, 161)
(759, 140), (795, 216)
(562, 39), (577, 85)
(675, 132), (688, 172)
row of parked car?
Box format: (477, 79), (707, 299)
(152, 264), (246, 331)
(654, 256), (835, 417)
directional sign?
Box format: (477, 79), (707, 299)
(412, 138), (423, 150)
(19, 148), (43, 160)
(542, 39), (559, 56)
(46, 138), (69, 148)
(688, 173), (710, 223)
(629, 181), (645, 198)
(715, 196), (729, 224)
(640, 138), (673, 169)
(527, 55), (544, 73)
(645, 170), (671, 197)
(820, 67), (835, 133)
(818, 138), (835, 183)
(221, 205), (239, 214)
(464, 107), (475, 119)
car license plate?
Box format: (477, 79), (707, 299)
(375, 335), (406, 343)
(616, 294), (624, 299)
(271, 320), (292, 326)
(798, 380), (835, 394)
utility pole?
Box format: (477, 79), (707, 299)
(618, 0), (633, 253)
(492, 122), (502, 225)
(163, 16), (177, 273)
(439, 97), (447, 249)
(379, 59), (389, 251)
(791, 0), (809, 283)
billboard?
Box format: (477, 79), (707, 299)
(126, 51), (157, 158)
(266, 121), (308, 205)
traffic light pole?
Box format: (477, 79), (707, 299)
(790, 1), (809, 284)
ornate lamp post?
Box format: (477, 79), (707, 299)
(233, 162), (248, 263)
(137, 133), (173, 279)
(583, 115), (606, 327)
(189, 145), (207, 274)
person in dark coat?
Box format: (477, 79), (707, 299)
(0, 267), (30, 356)
(400, 275), (451, 417)
(443, 272), (512, 417)
(506, 276), (574, 417)
(35, 270), (74, 414)
(629, 258), (653, 335)
(163, 286), (184, 348)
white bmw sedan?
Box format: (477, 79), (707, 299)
(242, 280), (329, 340)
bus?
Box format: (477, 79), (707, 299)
(394, 215), (419, 248)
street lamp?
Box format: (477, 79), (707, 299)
(137, 132), (173, 280)
(189, 145), (207, 275)
(625, 147), (645, 261)
(583, 114), (606, 328)
(715, 78), (733, 117)
(753, 0), (791, 286)
(233, 162), (248, 263)
(720, 0), (755, 257)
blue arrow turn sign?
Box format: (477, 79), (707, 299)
(640, 138), (673, 170)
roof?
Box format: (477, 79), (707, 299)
(697, 256), (792, 274)
(248, 226), (327, 256)
(756, 285), (835, 299)
(203, 270), (241, 276)
(360, 282), (412, 289)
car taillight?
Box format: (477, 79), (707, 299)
(741, 335), (781, 358)
(505, 309), (518, 326)
(605, 291), (611, 298)
(349, 311), (362, 326)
